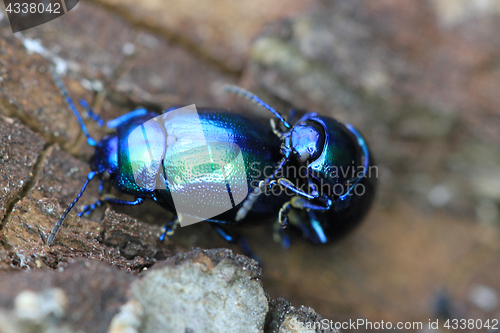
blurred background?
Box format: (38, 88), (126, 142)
(1, 0), (500, 331)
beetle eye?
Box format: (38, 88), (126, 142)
(290, 121), (325, 163)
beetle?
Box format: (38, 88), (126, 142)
(224, 86), (377, 246)
(46, 69), (375, 253)
(46, 69), (292, 254)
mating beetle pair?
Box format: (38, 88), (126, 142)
(47, 69), (376, 254)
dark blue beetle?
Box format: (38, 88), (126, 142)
(224, 86), (376, 246)
(47, 69), (376, 253)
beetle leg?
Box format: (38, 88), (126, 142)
(289, 196), (332, 211)
(79, 99), (105, 126)
(277, 200), (293, 228)
(238, 237), (263, 266)
(272, 221), (291, 249)
(105, 109), (149, 129)
(79, 196), (145, 217)
(302, 210), (328, 244)
(98, 178), (105, 194)
(276, 178), (318, 199)
(236, 156), (289, 221)
(100, 196), (145, 206)
(159, 216), (179, 241)
(275, 198), (330, 245)
(278, 196), (331, 227)
(307, 178), (319, 197)
(79, 200), (102, 217)
(210, 224), (263, 266)
(235, 179), (275, 221)
(47, 171), (97, 245)
(211, 224), (236, 242)
(281, 167), (319, 198)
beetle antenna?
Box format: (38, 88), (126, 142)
(46, 171), (97, 246)
(50, 67), (97, 146)
(224, 85), (291, 129)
